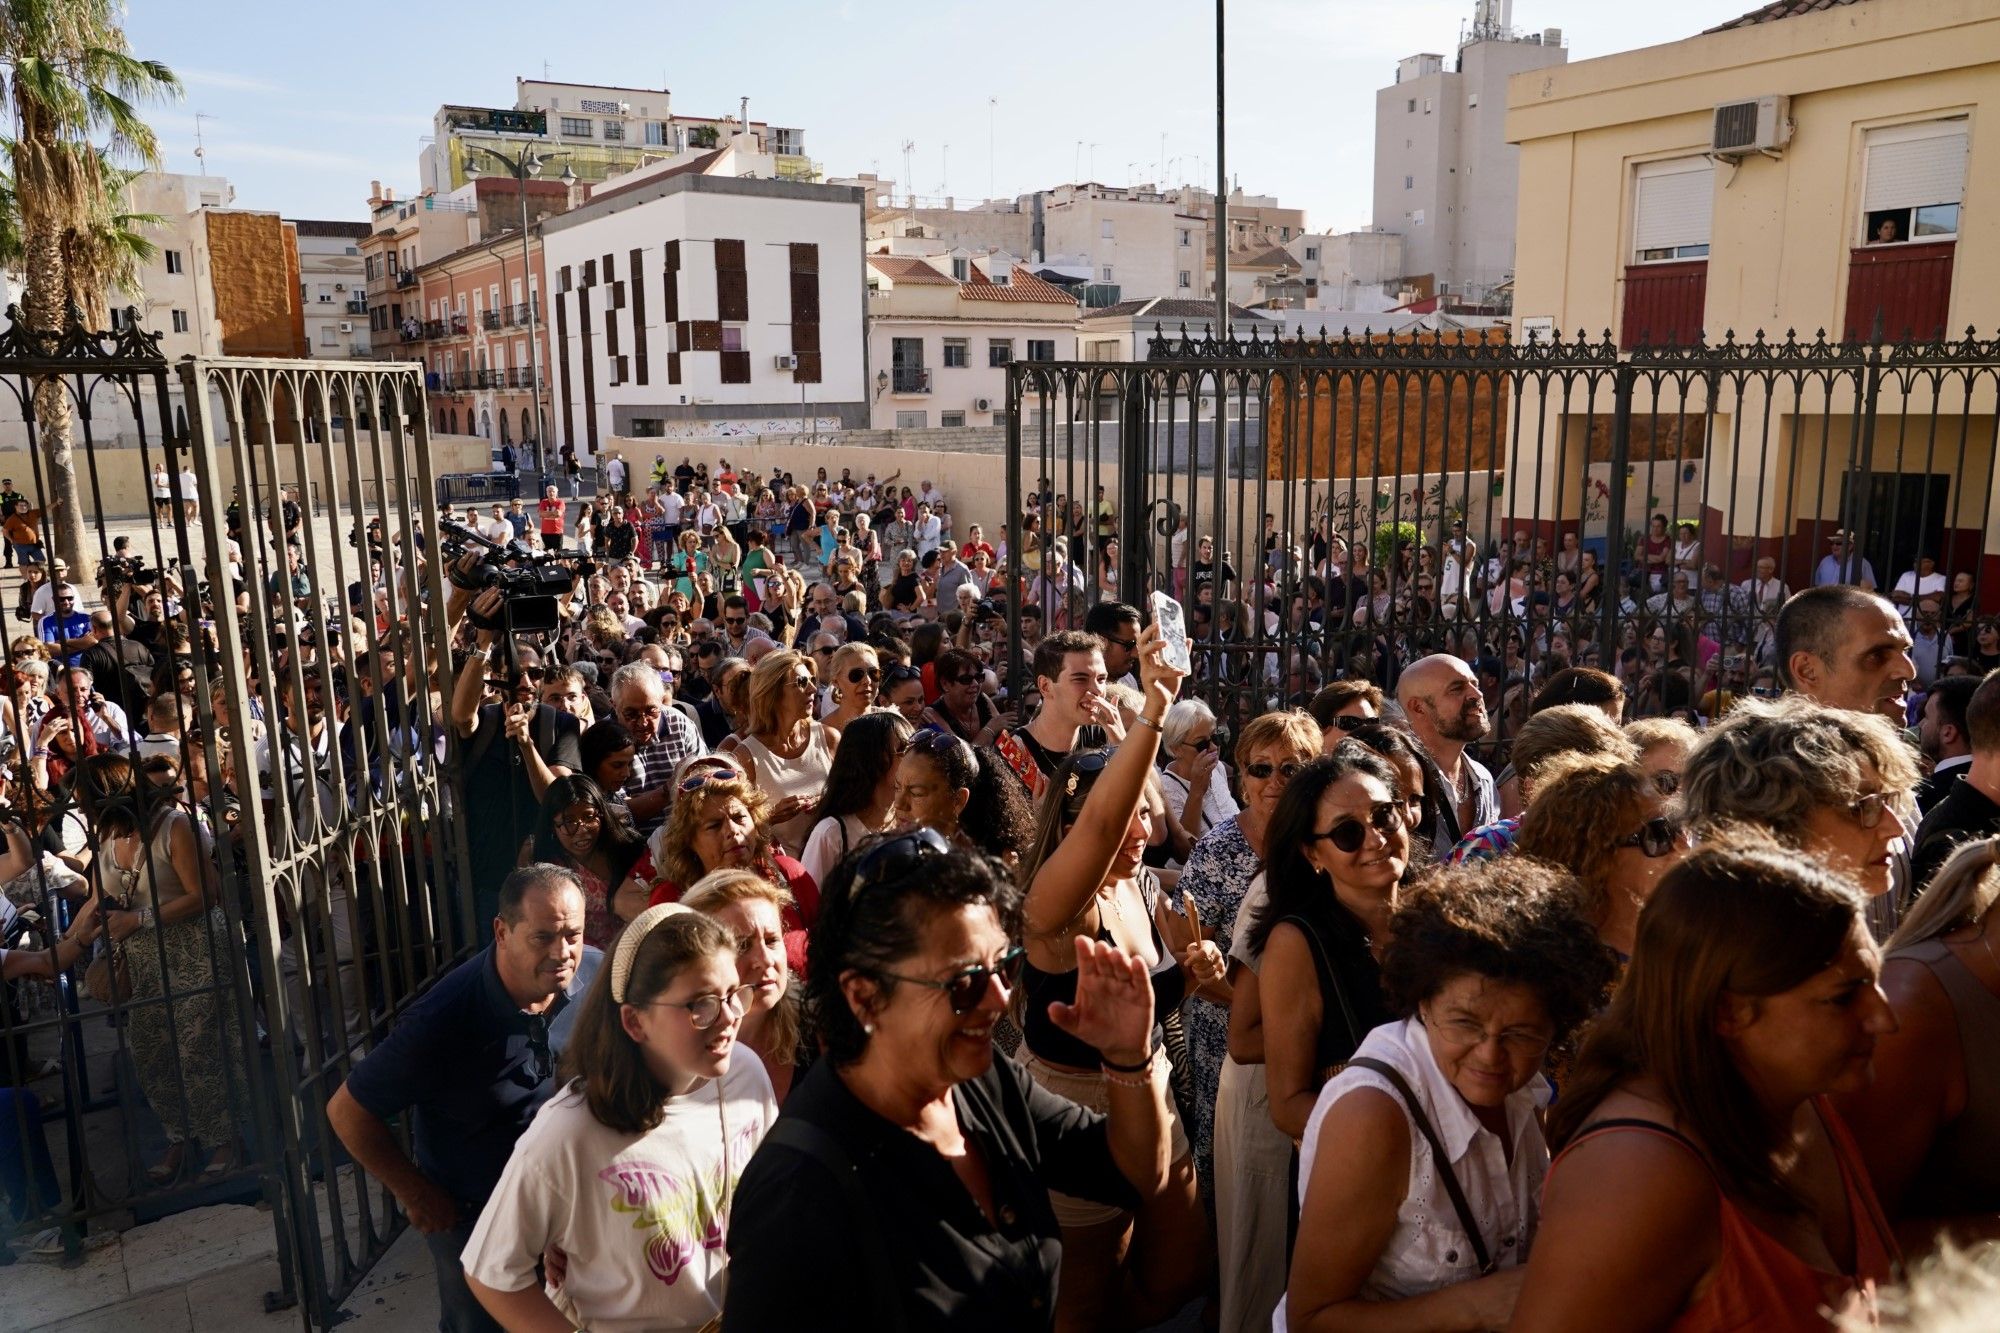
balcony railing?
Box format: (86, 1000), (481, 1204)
(891, 366), (931, 394)
(501, 300), (541, 327)
(346, 297), (368, 314)
(1844, 240), (1955, 343)
(449, 314), (469, 336)
(395, 270), (419, 289)
(399, 323), (427, 344)
(422, 320), (446, 340)
(482, 310), (502, 331)
(1621, 260), (1709, 349)
(501, 367), (542, 389)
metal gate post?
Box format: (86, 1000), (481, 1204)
(1119, 366), (1150, 599)
(1849, 343), (1885, 583)
(1601, 361), (1636, 655)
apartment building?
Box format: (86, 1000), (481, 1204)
(1038, 182), (1211, 307)
(1374, 0), (1567, 304)
(865, 253), (1077, 429)
(1285, 231), (1405, 314)
(293, 220), (371, 359)
(413, 228), (553, 457)
(421, 79), (811, 197)
(540, 171), (867, 455)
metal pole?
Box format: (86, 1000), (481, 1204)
(1215, 0), (1228, 338)
(520, 164), (548, 480)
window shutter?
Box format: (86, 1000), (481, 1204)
(1633, 162), (1714, 255)
(1865, 130), (1969, 212)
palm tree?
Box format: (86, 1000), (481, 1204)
(0, 0), (179, 576)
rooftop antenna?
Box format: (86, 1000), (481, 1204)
(988, 96), (997, 204)
(193, 111), (213, 173)
(900, 139), (916, 213)
(940, 142), (949, 200)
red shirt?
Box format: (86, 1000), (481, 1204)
(644, 852), (819, 973)
(538, 498), (565, 535)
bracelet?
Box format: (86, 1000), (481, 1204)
(1132, 712), (1165, 734)
(137, 906), (155, 930)
(1100, 1044), (1155, 1074)
(1101, 1067), (1153, 1090)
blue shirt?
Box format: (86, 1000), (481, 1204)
(342, 942), (599, 1207)
(38, 610), (91, 666)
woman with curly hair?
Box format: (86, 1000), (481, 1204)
(889, 730), (1036, 865)
(1284, 858), (1616, 1331)
(1516, 753), (1691, 959)
(614, 768), (818, 972)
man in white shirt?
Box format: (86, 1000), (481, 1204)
(604, 451), (627, 496)
(913, 503), (942, 560)
(917, 479), (944, 509)
(479, 504), (514, 546)
(1812, 530), (1877, 590)
(39, 665), (132, 755)
(178, 465), (199, 523)
(1739, 555), (1792, 664)
(1892, 553), (1948, 613)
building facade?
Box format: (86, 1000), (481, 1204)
(293, 220), (372, 360)
(540, 173), (867, 455)
(865, 253), (1077, 429)
(1037, 182), (1210, 307)
(413, 227), (554, 458)
(1373, 1), (1567, 303)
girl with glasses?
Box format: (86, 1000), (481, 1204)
(464, 905), (777, 1332)
(527, 774), (646, 952)
(1285, 859), (1614, 1332)
(800, 711), (912, 894)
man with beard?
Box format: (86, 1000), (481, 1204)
(1395, 652), (1497, 857)
(1915, 673), (1979, 815)
(329, 865), (595, 1333)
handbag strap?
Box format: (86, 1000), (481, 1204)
(762, 1118), (908, 1332)
(1346, 1056), (1494, 1274)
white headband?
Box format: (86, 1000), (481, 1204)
(610, 902), (697, 1003)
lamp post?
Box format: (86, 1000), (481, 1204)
(462, 144), (576, 481)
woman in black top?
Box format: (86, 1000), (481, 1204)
(1243, 744), (1404, 1143)
(724, 832), (1175, 1333)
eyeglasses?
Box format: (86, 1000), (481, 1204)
(554, 811), (602, 832)
(652, 984), (755, 1030)
(1308, 800), (1404, 853)
(1846, 790), (1898, 829)
(1243, 760), (1305, 781)
(1651, 769), (1681, 796)
(878, 946), (1026, 1015)
(1422, 1008), (1553, 1058)
(1104, 635), (1137, 653)
(1186, 733), (1215, 753)
(1616, 815), (1684, 858)
(852, 826), (955, 894)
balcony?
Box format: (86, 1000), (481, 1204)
(346, 297), (368, 315)
(1621, 260), (1709, 349)
(422, 319), (446, 340)
(891, 366), (931, 395)
(1844, 240), (1955, 343)
(482, 310), (502, 331)
(449, 313), (469, 337)
(395, 270), (419, 289)
(399, 322), (427, 344)
(501, 300), (540, 327)
(502, 367), (542, 389)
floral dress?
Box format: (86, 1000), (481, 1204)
(1178, 815), (1264, 1199)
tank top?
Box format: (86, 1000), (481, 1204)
(1549, 1099), (1895, 1332)
(1021, 876), (1185, 1070)
(738, 726), (834, 858)
(1885, 937), (2000, 1215)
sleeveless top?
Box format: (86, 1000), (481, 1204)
(738, 726), (834, 858)
(1549, 1098), (1895, 1332)
(1278, 909), (1389, 1081)
(1021, 874), (1185, 1070)
(1886, 937), (2000, 1215)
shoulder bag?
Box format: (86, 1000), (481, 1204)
(1346, 1056), (1495, 1274)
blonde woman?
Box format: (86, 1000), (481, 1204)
(819, 643), (880, 743)
(719, 651), (835, 858)
(682, 869), (808, 1103)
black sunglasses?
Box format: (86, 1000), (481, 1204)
(1332, 714), (1374, 733)
(846, 666), (881, 685)
(1187, 734), (1215, 753)
(852, 826), (955, 894)
(1617, 815), (1683, 858)
(879, 946), (1026, 1015)
(1309, 800), (1404, 853)
(1243, 760), (1305, 781)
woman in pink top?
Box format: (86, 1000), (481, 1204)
(1511, 840), (1898, 1332)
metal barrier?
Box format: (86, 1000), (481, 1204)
(1006, 327), (2000, 745)
(0, 313), (469, 1328)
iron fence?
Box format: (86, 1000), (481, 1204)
(0, 313), (469, 1329)
(1006, 326), (2000, 749)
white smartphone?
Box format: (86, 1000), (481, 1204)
(1151, 590), (1191, 674)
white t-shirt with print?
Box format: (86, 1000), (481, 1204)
(462, 1050), (777, 1333)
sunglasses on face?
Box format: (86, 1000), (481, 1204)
(1309, 800), (1404, 853)
(1617, 815), (1684, 858)
(846, 666), (880, 685)
(1243, 760), (1304, 781)
(1186, 733), (1215, 752)
(1332, 714), (1374, 733)
(880, 945), (1026, 1015)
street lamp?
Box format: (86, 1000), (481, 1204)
(463, 144), (578, 479)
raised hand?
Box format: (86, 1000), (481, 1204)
(1046, 933), (1154, 1069)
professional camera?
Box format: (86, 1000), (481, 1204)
(98, 554), (158, 590)
(439, 518), (592, 634)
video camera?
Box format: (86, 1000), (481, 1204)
(99, 553), (160, 591)
(440, 518), (592, 634)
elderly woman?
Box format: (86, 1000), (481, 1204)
(725, 834), (1183, 1332)
(1284, 859), (1615, 1331)
(1517, 753), (1693, 960)
(1838, 836), (2000, 1230)
(886, 548), (926, 614)
(616, 767), (818, 973)
(1680, 695), (1919, 935)
(800, 711), (912, 891)
(523, 773), (645, 951)
(820, 642), (881, 743)
(1159, 699), (1240, 848)
(891, 732), (1037, 865)
(1513, 841), (1899, 1330)
(722, 650), (836, 858)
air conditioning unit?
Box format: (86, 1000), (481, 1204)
(335, 283), (346, 291)
(1711, 95), (1791, 156)
(338, 321), (354, 333)
(773, 353), (799, 370)
(974, 397), (993, 412)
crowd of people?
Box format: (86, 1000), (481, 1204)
(5, 448), (2000, 1332)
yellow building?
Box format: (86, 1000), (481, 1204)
(1503, 0), (2000, 592)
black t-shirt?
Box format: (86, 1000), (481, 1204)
(674, 464), (696, 495)
(461, 703), (582, 890)
(1912, 777), (2000, 894)
(725, 1056), (1138, 1333)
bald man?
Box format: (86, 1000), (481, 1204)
(1395, 653), (1497, 856)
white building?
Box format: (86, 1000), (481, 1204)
(293, 220), (372, 360)
(865, 252), (1077, 430)
(1286, 230), (1406, 315)
(1076, 297), (1275, 362)
(1372, 0), (1567, 303)
(540, 172), (867, 455)
(1038, 182), (1209, 306)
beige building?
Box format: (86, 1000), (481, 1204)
(865, 253), (1077, 430)
(293, 220), (371, 360)
(1504, 0), (1999, 584)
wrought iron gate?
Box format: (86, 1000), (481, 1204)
(1005, 326), (2000, 738)
(0, 314), (470, 1329)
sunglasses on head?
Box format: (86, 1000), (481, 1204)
(851, 825), (955, 895)
(906, 728), (968, 758)
(1617, 815), (1684, 858)
(1243, 760), (1304, 781)
(879, 945), (1026, 1015)
(1308, 800), (1404, 853)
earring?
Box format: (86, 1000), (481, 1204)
(862, 1022), (875, 1035)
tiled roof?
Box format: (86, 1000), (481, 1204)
(1705, 0), (1864, 32)
(1233, 243), (1295, 270)
(289, 219), (371, 239)
(866, 255), (955, 285)
(1082, 297), (1268, 322)
(959, 268), (1077, 304)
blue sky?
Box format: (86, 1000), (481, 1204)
(124, 0), (1757, 230)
